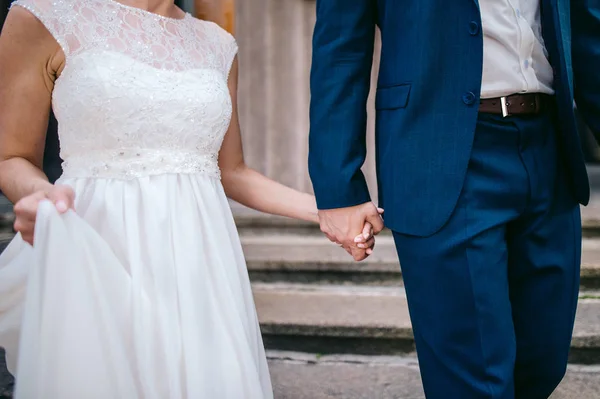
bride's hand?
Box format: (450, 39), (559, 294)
(13, 185), (75, 245)
(352, 207), (383, 255)
(354, 222), (376, 255)
(354, 208), (383, 255)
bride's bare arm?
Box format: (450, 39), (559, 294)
(0, 7), (74, 243)
(218, 58), (319, 223)
(0, 8), (64, 203)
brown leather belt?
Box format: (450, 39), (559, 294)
(479, 93), (548, 117)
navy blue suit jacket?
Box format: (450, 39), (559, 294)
(309, 0), (600, 236)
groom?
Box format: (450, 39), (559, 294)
(309, 1), (600, 398)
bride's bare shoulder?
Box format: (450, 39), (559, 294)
(0, 5), (65, 82)
(5, 3), (49, 34)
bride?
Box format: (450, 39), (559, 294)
(0, 0), (380, 397)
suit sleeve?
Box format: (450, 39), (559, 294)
(571, 0), (600, 137)
(308, 0), (376, 210)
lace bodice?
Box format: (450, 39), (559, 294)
(12, 0), (238, 179)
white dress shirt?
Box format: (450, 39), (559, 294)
(479, 0), (555, 99)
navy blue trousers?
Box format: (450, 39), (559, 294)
(393, 111), (581, 399)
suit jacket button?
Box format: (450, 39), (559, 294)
(469, 21), (480, 35)
(463, 91), (477, 105)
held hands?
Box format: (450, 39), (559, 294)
(13, 184), (75, 245)
(318, 202), (384, 261)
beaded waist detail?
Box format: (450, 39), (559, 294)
(61, 149), (221, 180)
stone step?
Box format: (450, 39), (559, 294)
(232, 196), (600, 239)
(267, 351), (600, 399)
(243, 234), (600, 289)
(238, 217), (600, 237)
(253, 283), (600, 364)
(3, 197), (600, 233)
(3, 210), (600, 288)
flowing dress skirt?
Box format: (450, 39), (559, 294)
(0, 173), (273, 398)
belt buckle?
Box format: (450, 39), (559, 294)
(500, 96), (509, 117)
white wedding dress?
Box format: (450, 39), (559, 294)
(0, 0), (273, 398)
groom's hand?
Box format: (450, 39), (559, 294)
(318, 202), (384, 261)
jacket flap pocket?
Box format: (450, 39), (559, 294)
(375, 84), (411, 110)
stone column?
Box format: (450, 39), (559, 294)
(235, 0), (380, 206)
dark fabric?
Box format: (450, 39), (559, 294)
(0, 2), (8, 27)
(309, 0), (599, 237)
(393, 111), (580, 398)
(43, 113), (62, 184)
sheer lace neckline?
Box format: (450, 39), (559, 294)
(11, 0), (239, 181)
(107, 0), (189, 21)
(12, 0), (238, 72)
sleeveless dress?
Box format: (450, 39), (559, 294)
(0, 1), (273, 398)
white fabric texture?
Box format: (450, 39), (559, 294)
(0, 0), (272, 398)
(479, 0), (554, 98)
